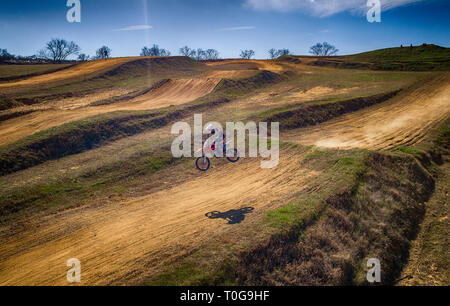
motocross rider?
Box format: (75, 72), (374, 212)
(206, 124), (226, 156)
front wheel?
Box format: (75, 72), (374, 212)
(196, 157), (211, 171)
(226, 149), (240, 163)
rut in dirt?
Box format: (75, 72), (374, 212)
(284, 73), (450, 150)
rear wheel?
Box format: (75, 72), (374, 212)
(226, 149), (240, 163)
(196, 157), (211, 171)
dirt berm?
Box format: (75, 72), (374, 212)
(262, 90), (400, 130)
(0, 71), (286, 176)
(212, 151), (436, 285)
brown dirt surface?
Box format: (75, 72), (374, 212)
(284, 73), (450, 150)
(0, 57), (448, 287)
(0, 57), (142, 89)
(0, 150), (319, 285)
(0, 76), (222, 146)
(205, 59), (285, 72)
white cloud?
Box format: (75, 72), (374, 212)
(219, 26), (256, 31)
(244, 0), (423, 17)
(113, 25), (153, 31)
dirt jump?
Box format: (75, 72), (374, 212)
(0, 57), (140, 89)
(285, 73), (450, 150)
(0, 60), (265, 146)
(0, 57), (448, 286)
(0, 150), (318, 285)
(0, 76), (222, 146)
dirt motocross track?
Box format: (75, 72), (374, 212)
(0, 57), (449, 285)
(0, 77), (223, 146)
(285, 73), (450, 150)
(0, 150), (319, 285)
(0, 60), (263, 146)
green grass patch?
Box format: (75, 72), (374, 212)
(305, 148), (331, 160)
(265, 199), (322, 229)
(344, 44), (450, 70)
(393, 146), (426, 157)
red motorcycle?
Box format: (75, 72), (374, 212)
(195, 140), (240, 171)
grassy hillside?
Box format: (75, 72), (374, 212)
(0, 70), (285, 175)
(0, 57), (206, 110)
(0, 51), (447, 285)
(281, 44), (450, 71)
(0, 64), (73, 82)
(346, 44), (450, 63)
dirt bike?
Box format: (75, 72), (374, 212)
(195, 140), (240, 171)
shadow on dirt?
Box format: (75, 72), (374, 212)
(205, 207), (255, 224)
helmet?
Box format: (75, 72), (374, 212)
(206, 124), (216, 135)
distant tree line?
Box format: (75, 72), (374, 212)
(2, 38), (341, 64)
(0, 49), (14, 60)
(179, 46), (220, 60)
(0, 48), (48, 63)
(141, 45), (171, 56)
(22, 38), (115, 62)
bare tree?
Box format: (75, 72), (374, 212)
(195, 48), (206, 60)
(278, 49), (290, 56)
(141, 45), (171, 56)
(309, 42), (338, 56)
(205, 49), (220, 60)
(180, 47), (219, 60)
(268, 48), (278, 59)
(37, 38), (80, 61)
(321, 42), (338, 56)
(0, 49), (14, 61)
(77, 54), (90, 61)
(141, 46), (151, 56)
(96, 46), (112, 59)
(240, 50), (255, 59)
(309, 43), (323, 56)
(268, 48), (290, 59)
(160, 49), (171, 56)
(179, 46), (195, 57)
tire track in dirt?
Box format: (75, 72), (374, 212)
(205, 59), (285, 72)
(118, 78), (220, 109)
(0, 150), (319, 285)
(284, 73), (450, 150)
(0, 77), (221, 146)
(1, 60), (447, 286)
(0, 58), (141, 89)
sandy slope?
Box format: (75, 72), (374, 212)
(0, 77), (221, 146)
(122, 78), (220, 108)
(0, 59), (448, 286)
(0, 58), (141, 89)
(285, 73), (450, 150)
(0, 58), (278, 90)
(0, 150), (319, 285)
(205, 59), (285, 72)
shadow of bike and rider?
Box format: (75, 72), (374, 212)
(205, 207), (255, 224)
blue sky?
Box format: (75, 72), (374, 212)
(0, 0), (449, 59)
